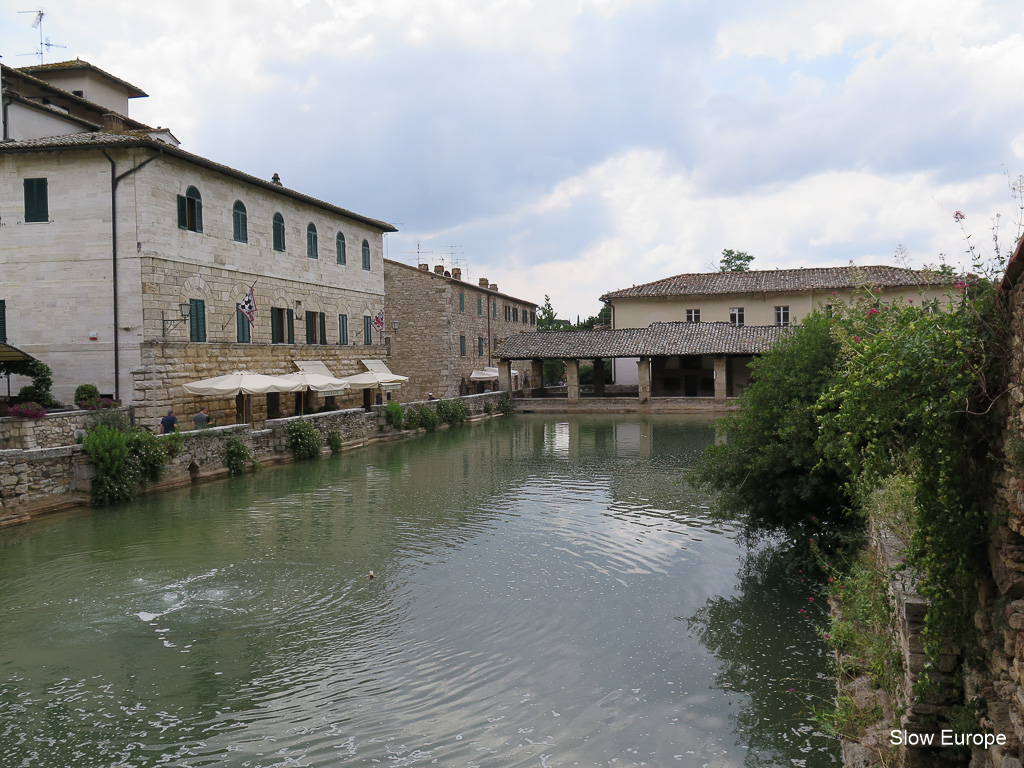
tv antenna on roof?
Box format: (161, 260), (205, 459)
(18, 10), (65, 65)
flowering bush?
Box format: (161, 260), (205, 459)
(9, 401), (47, 419)
(77, 396), (118, 410)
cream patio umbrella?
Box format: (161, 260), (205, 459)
(278, 371), (351, 415)
(181, 371), (305, 425)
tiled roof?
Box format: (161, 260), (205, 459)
(0, 132), (398, 233)
(601, 266), (952, 300)
(17, 59), (148, 97)
(495, 322), (788, 359)
(383, 259), (538, 307)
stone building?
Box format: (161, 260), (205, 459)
(0, 61), (396, 426)
(383, 260), (538, 401)
(600, 265), (954, 386)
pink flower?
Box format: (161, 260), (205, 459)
(788, 688), (795, 693)
(853, 335), (861, 343)
(808, 597), (814, 603)
(867, 308), (879, 317)
(954, 210), (965, 221)
(954, 281), (968, 292)
(908, 299), (913, 304)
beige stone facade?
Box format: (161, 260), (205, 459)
(383, 260), (538, 401)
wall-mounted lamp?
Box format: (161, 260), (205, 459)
(392, 320), (400, 331)
(162, 302), (191, 337)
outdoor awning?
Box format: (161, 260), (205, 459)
(341, 360), (409, 389)
(291, 361), (350, 395)
(469, 366), (518, 381)
(182, 371), (305, 396)
(0, 342), (36, 365)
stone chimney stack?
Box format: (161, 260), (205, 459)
(478, 278), (489, 289)
(489, 284), (498, 292)
(103, 113), (125, 133)
(418, 263), (429, 271)
(434, 265), (444, 275)
(451, 267), (462, 280)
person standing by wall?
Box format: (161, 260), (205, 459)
(160, 409), (178, 434)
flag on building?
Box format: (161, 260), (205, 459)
(372, 309), (385, 332)
(238, 285), (257, 325)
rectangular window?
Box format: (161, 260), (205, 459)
(189, 299), (206, 342)
(288, 308), (295, 344)
(460, 335), (466, 357)
(272, 307), (293, 343)
(513, 307), (519, 322)
(236, 304), (251, 343)
(775, 305), (790, 326)
(505, 305), (511, 322)
(306, 311), (317, 344)
(24, 178), (48, 223)
(459, 292), (465, 313)
(0, 300), (6, 343)
(319, 312), (327, 345)
(478, 337), (484, 356)
(531, 311), (536, 326)
(729, 307), (744, 326)
(339, 314), (349, 345)
(363, 315), (372, 345)
(477, 296), (483, 316)
(686, 309), (700, 323)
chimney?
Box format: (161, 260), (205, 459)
(489, 284), (498, 292)
(418, 263), (429, 271)
(478, 278), (489, 289)
(434, 265), (444, 275)
(451, 267), (462, 280)
(271, 173), (283, 186)
(102, 113), (125, 133)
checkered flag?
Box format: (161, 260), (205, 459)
(237, 285), (257, 326)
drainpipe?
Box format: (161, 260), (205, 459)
(101, 148), (161, 401)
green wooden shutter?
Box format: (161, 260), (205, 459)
(24, 179), (48, 223)
(319, 313), (326, 345)
(364, 315), (372, 345)
(339, 314), (348, 345)
(459, 293), (464, 313)
(306, 311), (315, 344)
(271, 308), (282, 343)
(0, 300), (6, 344)
(177, 194), (187, 228)
(287, 308), (295, 344)
(190, 299), (206, 342)
(236, 305), (250, 343)
(477, 297), (482, 315)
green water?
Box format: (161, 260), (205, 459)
(0, 415), (838, 767)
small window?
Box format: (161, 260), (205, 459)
(177, 186), (203, 232)
(477, 296), (483, 316)
(307, 223), (318, 259)
(729, 307), (744, 326)
(236, 304), (251, 343)
(271, 307), (294, 344)
(24, 178), (48, 223)
(363, 315), (373, 345)
(232, 201), (247, 243)
(306, 311), (317, 344)
(339, 313), (349, 345)
(478, 337), (484, 356)
(362, 240), (371, 270)
(531, 311), (536, 326)
(336, 232), (346, 265)
(460, 335), (466, 357)
(303, 311), (326, 344)
(459, 293), (465, 313)
(513, 307), (519, 322)
(686, 309), (700, 323)
(505, 305), (510, 322)
(273, 213), (286, 252)
(189, 299), (206, 342)
(775, 305), (790, 326)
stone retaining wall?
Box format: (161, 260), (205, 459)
(0, 408), (129, 450)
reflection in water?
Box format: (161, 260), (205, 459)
(0, 415), (838, 766)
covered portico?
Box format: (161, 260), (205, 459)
(494, 322), (787, 407)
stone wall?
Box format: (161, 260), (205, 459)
(0, 408), (128, 450)
(383, 259), (537, 401)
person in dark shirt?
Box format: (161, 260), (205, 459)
(192, 407), (210, 429)
(160, 409), (178, 434)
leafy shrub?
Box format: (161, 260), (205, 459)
(286, 419), (322, 460)
(407, 404), (440, 432)
(436, 398), (469, 426)
(82, 424), (134, 505)
(327, 431), (343, 454)
(384, 400), (404, 430)
(9, 401), (47, 420)
(497, 393), (515, 415)
(483, 401), (495, 415)
(404, 406), (421, 430)
(74, 384), (100, 407)
(126, 429), (169, 484)
(14, 361), (56, 408)
(89, 408), (130, 432)
(223, 437), (252, 476)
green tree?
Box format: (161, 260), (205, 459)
(719, 249), (754, 272)
(536, 295), (561, 331)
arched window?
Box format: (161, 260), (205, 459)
(307, 222), (318, 259)
(336, 232), (346, 265)
(232, 200), (247, 243)
(177, 185), (203, 232)
(273, 212), (286, 252)
(361, 239), (371, 271)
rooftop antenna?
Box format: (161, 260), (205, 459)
(18, 10), (64, 65)
(445, 245), (465, 275)
(402, 240), (435, 265)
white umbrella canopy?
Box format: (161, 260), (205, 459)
(181, 371), (305, 396)
(341, 371), (409, 389)
(278, 372), (351, 392)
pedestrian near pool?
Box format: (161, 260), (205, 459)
(427, 392), (438, 401)
(192, 406), (210, 429)
(160, 409), (178, 434)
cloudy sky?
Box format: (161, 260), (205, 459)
(3, 0), (1024, 321)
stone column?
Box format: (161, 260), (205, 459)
(565, 359), (580, 402)
(637, 357), (651, 404)
(592, 359), (606, 396)
(714, 355), (727, 403)
(531, 358), (544, 397)
(498, 360), (513, 393)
